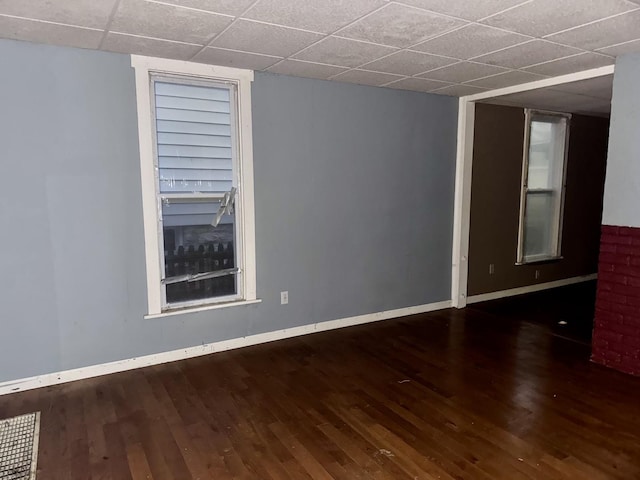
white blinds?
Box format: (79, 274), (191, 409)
(154, 81), (234, 194)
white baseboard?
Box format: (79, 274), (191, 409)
(0, 299), (451, 396)
(466, 273), (598, 304)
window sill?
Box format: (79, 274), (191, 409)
(144, 298), (262, 320)
(516, 255), (563, 266)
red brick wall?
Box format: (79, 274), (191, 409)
(592, 225), (640, 375)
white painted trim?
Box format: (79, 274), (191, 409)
(451, 98), (475, 309)
(130, 55), (257, 315)
(464, 65), (615, 102)
(451, 65), (614, 310)
(466, 273), (597, 304)
(0, 300), (451, 396)
(144, 298), (262, 319)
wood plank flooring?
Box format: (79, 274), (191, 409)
(2, 285), (640, 479)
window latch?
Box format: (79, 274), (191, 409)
(212, 187), (237, 227)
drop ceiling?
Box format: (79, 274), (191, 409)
(0, 0), (638, 103)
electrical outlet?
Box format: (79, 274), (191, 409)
(280, 291), (289, 305)
(489, 263), (495, 275)
(535, 270), (540, 280)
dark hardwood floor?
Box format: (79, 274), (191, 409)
(2, 284), (640, 479)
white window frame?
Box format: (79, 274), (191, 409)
(516, 109), (571, 265)
(131, 55), (257, 316)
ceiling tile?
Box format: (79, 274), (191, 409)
(418, 61), (509, 82)
(0, 15), (103, 48)
(211, 19), (323, 57)
(150, 0), (255, 16)
(489, 88), (611, 114)
(111, 0), (232, 44)
(523, 52), (614, 76)
(0, 0), (117, 29)
(546, 10), (640, 51)
(243, 0), (386, 34)
(468, 70), (546, 88)
(472, 40), (581, 69)
(337, 3), (466, 48)
(392, 0), (531, 21)
(385, 77), (451, 92)
(331, 69), (405, 86)
(361, 50), (456, 76)
(550, 75), (614, 99)
(102, 32), (202, 59)
(431, 84), (489, 96)
(293, 36), (396, 67)
(266, 59), (349, 79)
(481, 0), (637, 37)
(411, 24), (530, 60)
(597, 39), (640, 55)
(192, 46), (282, 69)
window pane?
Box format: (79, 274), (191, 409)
(527, 116), (567, 190)
(154, 81), (234, 194)
(162, 201), (237, 304)
(523, 192), (556, 259)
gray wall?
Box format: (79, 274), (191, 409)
(0, 39), (458, 383)
(603, 53), (640, 228)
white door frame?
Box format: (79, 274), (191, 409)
(451, 65), (615, 308)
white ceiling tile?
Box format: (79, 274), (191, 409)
(192, 46), (282, 69)
(472, 40), (581, 68)
(150, 0), (255, 16)
(211, 19), (323, 57)
(0, 0), (117, 29)
(110, 0), (232, 44)
(546, 10), (640, 51)
(293, 36), (396, 67)
(597, 38), (640, 55)
(266, 59), (349, 79)
(0, 15), (103, 48)
(331, 69), (405, 86)
(417, 61), (509, 82)
(361, 50), (456, 75)
(523, 52), (614, 76)
(243, 0), (386, 34)
(385, 77), (451, 92)
(337, 3), (466, 48)
(481, 0), (637, 37)
(393, 0), (531, 21)
(490, 88), (611, 114)
(411, 24), (530, 60)
(430, 84), (489, 96)
(467, 70), (546, 88)
(550, 75), (614, 99)
(102, 32), (202, 59)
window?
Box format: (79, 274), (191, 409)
(517, 110), (571, 264)
(132, 56), (257, 315)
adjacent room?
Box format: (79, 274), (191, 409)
(1, 1), (639, 479)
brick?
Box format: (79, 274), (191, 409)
(632, 257), (640, 267)
(622, 335), (640, 348)
(598, 263), (615, 273)
(599, 252), (630, 265)
(595, 310), (624, 324)
(598, 280), (613, 291)
(599, 243), (617, 254)
(628, 276), (640, 288)
(601, 225), (619, 235)
(617, 245), (640, 257)
(610, 323), (640, 338)
(632, 237), (640, 247)
(611, 303), (640, 317)
(595, 299), (613, 311)
(597, 291), (627, 304)
(598, 271), (627, 285)
(595, 330), (624, 344)
(619, 226), (640, 238)
(615, 285), (640, 299)
(623, 316), (640, 327)
(626, 296), (640, 307)
(614, 265), (640, 278)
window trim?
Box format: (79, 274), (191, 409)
(516, 109), (571, 265)
(131, 55), (257, 315)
